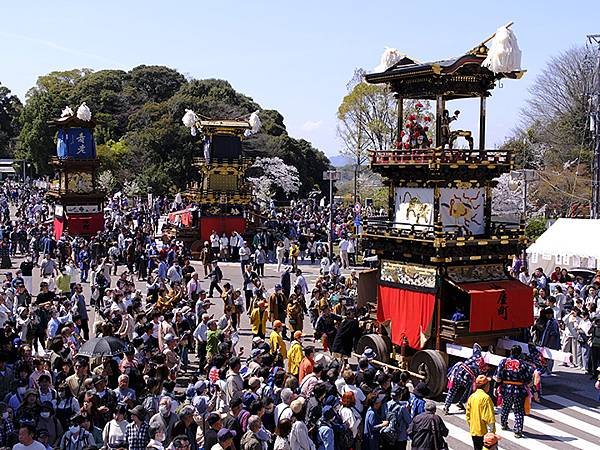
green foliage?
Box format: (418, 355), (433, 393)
(0, 83), (22, 157)
(17, 67), (330, 194)
(525, 217), (547, 241)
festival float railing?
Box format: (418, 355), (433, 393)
(364, 217), (522, 241)
(369, 148), (511, 167)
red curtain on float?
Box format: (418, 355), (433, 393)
(462, 280), (534, 332)
(67, 213), (105, 236)
(53, 216), (65, 240)
(199, 217), (246, 242)
(376, 285), (436, 349)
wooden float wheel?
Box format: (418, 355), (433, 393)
(409, 349), (448, 397)
(355, 334), (392, 364)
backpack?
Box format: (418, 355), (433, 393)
(319, 416), (354, 450)
(380, 401), (405, 444)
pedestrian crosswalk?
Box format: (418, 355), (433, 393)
(435, 394), (600, 450)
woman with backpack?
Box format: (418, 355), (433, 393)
(338, 391), (362, 450)
(363, 393), (388, 450)
(381, 386), (412, 450)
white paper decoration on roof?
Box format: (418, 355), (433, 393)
(482, 26), (522, 74)
(182, 109), (200, 136)
(76, 102), (92, 121)
(374, 47), (405, 72)
(249, 110), (261, 134)
(61, 106), (74, 118)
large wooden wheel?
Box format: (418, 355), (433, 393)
(356, 334), (392, 363)
(409, 349), (448, 397)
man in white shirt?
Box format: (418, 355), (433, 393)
(329, 257), (342, 280)
(340, 370), (366, 413)
(295, 269), (309, 296)
(210, 231), (220, 260)
(229, 231), (241, 261)
(187, 272), (202, 301)
(166, 262), (182, 286)
(239, 242), (251, 273)
(219, 233), (230, 261)
(13, 423), (46, 450)
(339, 238), (349, 269)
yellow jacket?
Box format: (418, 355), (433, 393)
(269, 330), (287, 360)
(287, 341), (303, 376)
(466, 388), (496, 437)
(250, 308), (267, 335)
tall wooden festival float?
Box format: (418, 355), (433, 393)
(167, 110), (261, 255)
(359, 25), (551, 396)
(47, 103), (105, 239)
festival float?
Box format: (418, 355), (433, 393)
(162, 111), (261, 256)
(47, 103), (105, 239)
(360, 24), (572, 396)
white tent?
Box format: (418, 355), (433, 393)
(526, 218), (600, 274)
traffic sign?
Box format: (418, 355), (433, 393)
(354, 202), (361, 213)
(323, 170), (341, 181)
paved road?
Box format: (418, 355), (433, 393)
(12, 253), (600, 450)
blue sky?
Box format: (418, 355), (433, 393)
(1, 0), (599, 157)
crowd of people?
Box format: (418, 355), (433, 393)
(1, 178), (598, 450)
(1, 181), (479, 450)
(511, 260), (600, 378)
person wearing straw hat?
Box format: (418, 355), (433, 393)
(466, 375), (496, 450)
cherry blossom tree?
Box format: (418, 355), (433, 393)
(248, 157), (300, 207)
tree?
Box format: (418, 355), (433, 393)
(525, 217), (547, 242)
(123, 179), (142, 199)
(337, 69), (433, 202)
(248, 157), (301, 208)
(492, 173), (528, 215)
(501, 45), (597, 217)
(17, 67), (330, 193)
(0, 83), (22, 157)
(97, 170), (117, 193)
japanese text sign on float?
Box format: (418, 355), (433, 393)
(56, 128), (96, 159)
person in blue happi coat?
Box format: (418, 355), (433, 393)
(444, 343), (486, 414)
(494, 345), (534, 438)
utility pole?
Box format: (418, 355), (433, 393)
(588, 34), (600, 219)
(323, 170), (341, 260)
(354, 122), (361, 205)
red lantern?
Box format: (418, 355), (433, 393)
(415, 102), (424, 108)
(414, 130), (420, 137)
(400, 130), (405, 137)
(423, 126), (429, 131)
(404, 143), (410, 149)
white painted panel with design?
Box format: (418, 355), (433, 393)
(394, 188), (434, 229)
(439, 188), (485, 234)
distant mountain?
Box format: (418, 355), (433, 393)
(329, 154), (353, 167)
